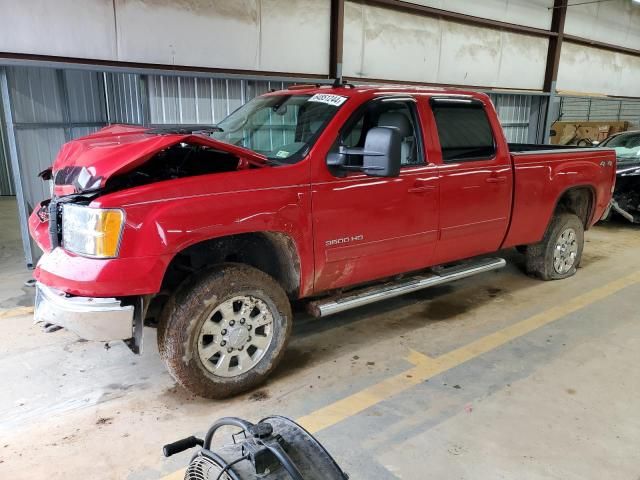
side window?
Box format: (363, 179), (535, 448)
(431, 100), (496, 163)
(334, 99), (423, 167)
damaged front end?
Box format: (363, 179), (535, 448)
(30, 125), (272, 353)
(609, 162), (640, 223)
(47, 124), (269, 197)
(32, 125), (271, 251)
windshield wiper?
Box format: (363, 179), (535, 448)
(262, 158), (287, 166)
(146, 125), (224, 135)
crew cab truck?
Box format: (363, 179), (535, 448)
(29, 85), (616, 399)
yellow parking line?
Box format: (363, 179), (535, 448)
(0, 306), (34, 319)
(297, 269), (640, 432)
(161, 270), (640, 479)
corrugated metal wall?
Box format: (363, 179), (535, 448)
(105, 72), (145, 124)
(3, 66), (108, 264)
(559, 97), (640, 128)
(489, 93), (536, 143)
(8, 67), (107, 211)
(100, 74), (293, 127)
(146, 76), (290, 125)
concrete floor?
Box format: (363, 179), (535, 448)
(0, 195), (639, 479)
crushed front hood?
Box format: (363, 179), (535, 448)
(51, 125), (268, 194)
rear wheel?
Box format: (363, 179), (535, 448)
(525, 212), (584, 280)
(158, 264), (292, 399)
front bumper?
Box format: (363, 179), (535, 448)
(33, 247), (171, 297)
(34, 282), (134, 341)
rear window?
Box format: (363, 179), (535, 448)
(431, 100), (496, 163)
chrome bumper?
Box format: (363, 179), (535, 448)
(34, 283), (134, 341)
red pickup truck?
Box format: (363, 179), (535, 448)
(29, 85), (616, 398)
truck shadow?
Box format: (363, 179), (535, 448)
(595, 216), (640, 231)
(272, 249), (537, 380)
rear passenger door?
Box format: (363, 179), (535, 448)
(428, 97), (513, 264)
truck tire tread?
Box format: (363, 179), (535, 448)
(525, 212), (584, 281)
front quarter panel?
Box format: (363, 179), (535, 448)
(93, 163), (314, 297)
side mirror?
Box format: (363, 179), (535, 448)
(326, 127), (402, 178)
(362, 127), (402, 177)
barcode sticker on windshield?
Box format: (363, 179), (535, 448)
(308, 93), (347, 107)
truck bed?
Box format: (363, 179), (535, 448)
(501, 144), (617, 249)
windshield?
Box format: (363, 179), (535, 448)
(210, 93), (346, 163)
(600, 132), (640, 160)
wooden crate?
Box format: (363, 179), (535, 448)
(550, 120), (629, 145)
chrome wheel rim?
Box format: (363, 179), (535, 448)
(197, 295), (274, 378)
(553, 227), (578, 274)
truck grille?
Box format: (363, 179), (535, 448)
(48, 198), (63, 249)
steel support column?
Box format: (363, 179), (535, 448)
(543, 0), (567, 93)
(0, 68), (34, 267)
(543, 0), (567, 144)
(329, 0), (345, 80)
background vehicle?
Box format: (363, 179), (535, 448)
(598, 130), (640, 223)
(29, 85), (616, 398)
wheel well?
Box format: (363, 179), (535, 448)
(163, 232), (300, 296)
(554, 187), (594, 229)
(145, 232), (300, 324)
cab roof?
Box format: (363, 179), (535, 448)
(265, 83), (492, 102)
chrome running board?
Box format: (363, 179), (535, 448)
(307, 257), (506, 318)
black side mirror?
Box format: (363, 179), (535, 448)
(362, 127), (401, 177)
(326, 127), (402, 178)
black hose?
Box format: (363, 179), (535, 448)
(214, 454), (250, 480)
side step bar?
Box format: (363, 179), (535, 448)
(307, 257), (506, 318)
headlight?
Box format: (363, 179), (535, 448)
(62, 204), (125, 258)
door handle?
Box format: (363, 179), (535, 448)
(408, 186), (436, 193)
(408, 182), (436, 193)
(485, 176), (507, 184)
(408, 179), (436, 194)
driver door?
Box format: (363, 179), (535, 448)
(311, 97), (440, 292)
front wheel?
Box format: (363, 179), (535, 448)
(158, 264), (292, 399)
(525, 212), (584, 280)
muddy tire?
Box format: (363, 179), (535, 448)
(525, 212), (584, 281)
(158, 264), (292, 399)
